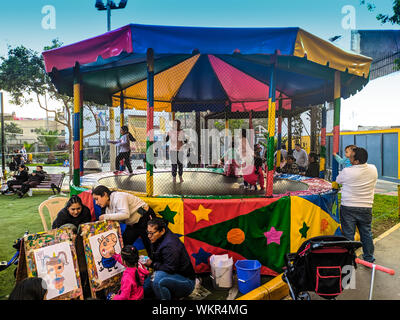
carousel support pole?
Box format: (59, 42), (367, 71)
(332, 71), (341, 181)
(146, 48), (154, 196)
(319, 103), (327, 178)
(196, 111), (201, 166)
(73, 63), (82, 186)
(276, 97), (282, 168)
(266, 60), (277, 197)
(120, 92), (125, 127)
(109, 108), (116, 171)
(79, 84), (84, 176)
(287, 115), (292, 153)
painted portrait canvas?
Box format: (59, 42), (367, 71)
(88, 229), (125, 282)
(34, 241), (78, 300)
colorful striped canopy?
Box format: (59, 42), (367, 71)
(43, 24), (372, 112)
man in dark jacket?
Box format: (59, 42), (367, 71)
(144, 218), (196, 300)
(2, 164), (29, 195)
(17, 165), (47, 198)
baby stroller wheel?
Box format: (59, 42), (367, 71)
(297, 292), (311, 300)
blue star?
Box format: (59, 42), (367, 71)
(191, 247), (212, 266)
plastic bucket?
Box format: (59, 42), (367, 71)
(235, 260), (261, 294)
(210, 255), (233, 290)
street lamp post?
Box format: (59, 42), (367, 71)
(95, 0), (128, 31)
(95, 1), (128, 171)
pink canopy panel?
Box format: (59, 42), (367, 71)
(208, 55), (292, 111)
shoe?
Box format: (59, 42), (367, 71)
(17, 191), (24, 198)
(27, 189), (33, 197)
(179, 176), (184, 183)
(113, 170), (119, 175)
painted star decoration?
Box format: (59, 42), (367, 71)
(191, 204), (212, 223)
(191, 247), (212, 266)
(158, 205), (178, 224)
(299, 222), (310, 238)
(264, 227), (283, 245)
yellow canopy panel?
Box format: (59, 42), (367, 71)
(294, 29), (372, 78)
(112, 54), (200, 111)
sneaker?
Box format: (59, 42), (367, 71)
(27, 189), (33, 197)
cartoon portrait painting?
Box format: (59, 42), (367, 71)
(34, 242), (78, 300)
(89, 230), (125, 282)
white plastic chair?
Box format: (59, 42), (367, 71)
(38, 197), (69, 231)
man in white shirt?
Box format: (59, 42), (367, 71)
(336, 147), (378, 263)
(292, 143), (308, 172)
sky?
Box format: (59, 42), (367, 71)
(0, 0), (399, 128)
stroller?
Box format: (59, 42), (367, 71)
(282, 235), (362, 300)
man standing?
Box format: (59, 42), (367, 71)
(336, 147), (378, 263)
(293, 143), (308, 172)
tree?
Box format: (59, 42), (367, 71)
(4, 122), (23, 140)
(34, 128), (60, 151)
(0, 41), (101, 180)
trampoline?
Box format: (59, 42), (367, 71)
(97, 170), (310, 197)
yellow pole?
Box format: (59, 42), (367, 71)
(110, 108), (116, 171)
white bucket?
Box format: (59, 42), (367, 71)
(210, 254), (233, 290)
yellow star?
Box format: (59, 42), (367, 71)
(191, 204), (212, 223)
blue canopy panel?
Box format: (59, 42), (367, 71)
(171, 54), (228, 112)
(129, 24), (299, 55)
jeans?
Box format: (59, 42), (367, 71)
(144, 270), (195, 300)
(116, 151), (133, 173)
(170, 151), (184, 177)
(340, 205), (375, 262)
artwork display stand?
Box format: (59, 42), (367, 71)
(22, 227), (84, 300)
(80, 220), (124, 299)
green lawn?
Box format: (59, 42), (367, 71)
(0, 193), (55, 300)
(0, 192), (398, 300)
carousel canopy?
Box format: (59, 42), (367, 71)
(43, 24), (372, 112)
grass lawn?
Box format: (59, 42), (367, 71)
(0, 193), (56, 300)
(0, 192), (398, 300)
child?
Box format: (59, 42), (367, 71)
(108, 245), (149, 300)
(109, 125), (136, 174)
(243, 153), (264, 190)
(333, 145), (356, 169)
(8, 277), (47, 300)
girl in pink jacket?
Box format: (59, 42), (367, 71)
(108, 245), (149, 300)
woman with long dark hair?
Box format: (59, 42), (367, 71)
(109, 125), (136, 174)
(92, 185), (156, 257)
(52, 195), (92, 229)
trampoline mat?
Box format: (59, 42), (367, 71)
(98, 171), (309, 196)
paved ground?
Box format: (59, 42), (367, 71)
(374, 179), (399, 196)
(310, 222), (400, 300)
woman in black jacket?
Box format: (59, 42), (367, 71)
(52, 195), (92, 229)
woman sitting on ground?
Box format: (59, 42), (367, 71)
(52, 195), (92, 230)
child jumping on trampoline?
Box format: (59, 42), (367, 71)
(109, 125), (136, 174)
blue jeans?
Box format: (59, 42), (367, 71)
(340, 205), (375, 263)
(144, 270), (195, 300)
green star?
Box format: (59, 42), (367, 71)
(299, 222), (310, 239)
(158, 205), (178, 224)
